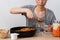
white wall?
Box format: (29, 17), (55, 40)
(46, 0), (60, 20)
(0, 0), (60, 29)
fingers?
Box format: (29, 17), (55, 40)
(26, 9), (34, 19)
(27, 13), (34, 19)
(47, 26), (53, 32)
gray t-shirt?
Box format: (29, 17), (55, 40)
(21, 5), (56, 27)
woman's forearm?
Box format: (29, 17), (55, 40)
(10, 8), (28, 14)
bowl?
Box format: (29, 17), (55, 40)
(0, 29), (8, 38)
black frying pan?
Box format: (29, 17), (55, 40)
(10, 26), (36, 38)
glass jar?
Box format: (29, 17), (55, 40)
(52, 22), (60, 37)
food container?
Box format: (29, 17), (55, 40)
(52, 23), (60, 37)
(10, 26), (36, 38)
(10, 33), (19, 40)
(0, 29), (8, 38)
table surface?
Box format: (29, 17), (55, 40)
(0, 32), (60, 40)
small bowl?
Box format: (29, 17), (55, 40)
(0, 29), (8, 38)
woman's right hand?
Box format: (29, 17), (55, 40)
(10, 8), (34, 19)
(26, 9), (34, 19)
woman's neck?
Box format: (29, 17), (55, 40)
(36, 5), (45, 11)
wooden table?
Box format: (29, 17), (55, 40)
(0, 32), (60, 40)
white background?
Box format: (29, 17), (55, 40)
(0, 0), (60, 29)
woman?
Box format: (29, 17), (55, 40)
(10, 0), (56, 32)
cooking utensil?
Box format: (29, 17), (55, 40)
(10, 26), (36, 38)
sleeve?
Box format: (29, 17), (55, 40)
(50, 12), (56, 25)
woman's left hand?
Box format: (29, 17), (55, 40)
(47, 25), (53, 32)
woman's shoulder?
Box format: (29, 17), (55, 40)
(21, 5), (35, 11)
(47, 8), (54, 14)
(46, 8), (54, 15)
(21, 5), (35, 8)
(46, 8), (56, 18)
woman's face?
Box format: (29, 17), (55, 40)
(36, 0), (47, 6)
